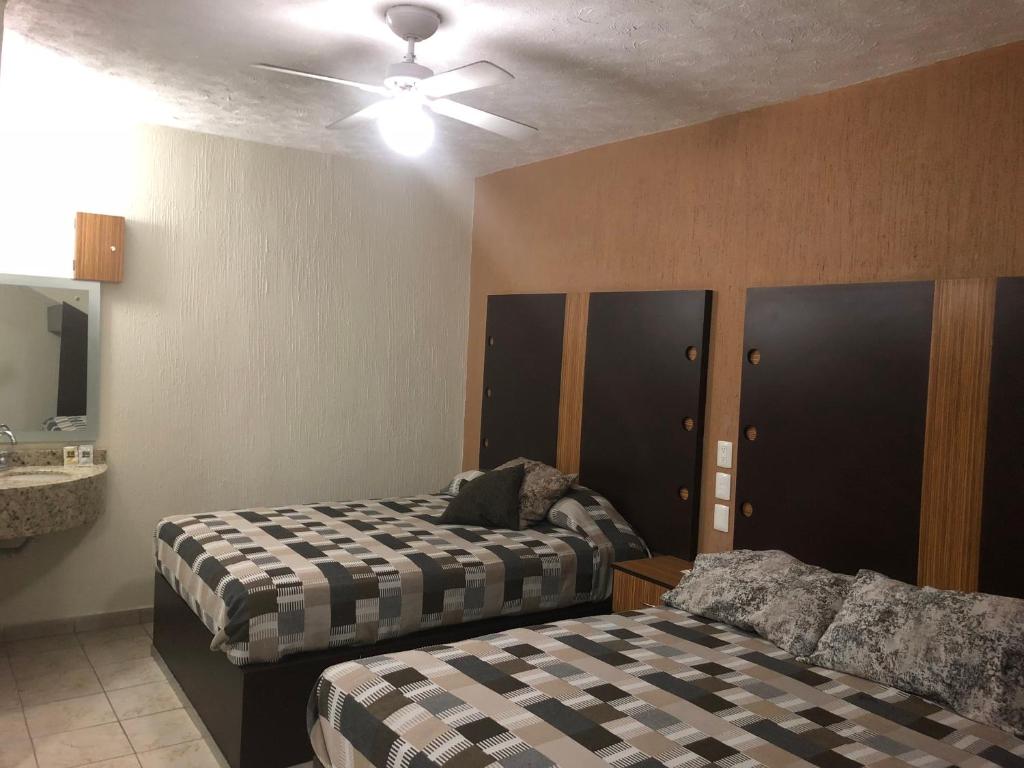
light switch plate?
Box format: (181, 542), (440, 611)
(715, 472), (732, 501)
(716, 440), (733, 469)
(714, 504), (730, 532)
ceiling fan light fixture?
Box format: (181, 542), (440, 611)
(253, 4), (537, 153)
(377, 94), (435, 157)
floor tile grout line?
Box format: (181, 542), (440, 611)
(7, 650), (40, 767)
(77, 627), (142, 761)
(23, 698), (119, 736)
(13, 699), (38, 767)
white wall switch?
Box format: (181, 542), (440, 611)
(714, 504), (730, 532)
(715, 472), (732, 501)
(716, 440), (733, 469)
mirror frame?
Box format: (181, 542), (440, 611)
(0, 273), (101, 443)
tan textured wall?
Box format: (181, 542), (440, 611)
(0, 125), (473, 623)
(463, 43), (1024, 564)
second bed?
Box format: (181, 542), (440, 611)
(308, 606), (1024, 768)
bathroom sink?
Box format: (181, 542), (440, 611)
(0, 466), (91, 489)
(0, 464), (107, 540)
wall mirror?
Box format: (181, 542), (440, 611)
(0, 274), (101, 443)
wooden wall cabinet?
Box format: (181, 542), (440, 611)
(74, 212), (125, 282)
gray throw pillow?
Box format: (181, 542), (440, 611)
(808, 570), (1024, 737)
(662, 549), (851, 657)
(439, 465), (525, 530)
(495, 457), (575, 528)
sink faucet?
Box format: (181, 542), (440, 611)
(0, 424), (15, 472)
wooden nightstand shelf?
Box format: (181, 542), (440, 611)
(611, 555), (692, 612)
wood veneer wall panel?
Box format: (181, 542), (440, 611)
(555, 293), (589, 474)
(464, 42), (1024, 580)
(918, 279), (996, 591)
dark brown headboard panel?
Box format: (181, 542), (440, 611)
(479, 293), (566, 469)
(979, 277), (1024, 598)
(734, 282), (934, 583)
(578, 290), (712, 559)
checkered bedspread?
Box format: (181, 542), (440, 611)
(308, 608), (1024, 768)
(155, 487), (646, 665)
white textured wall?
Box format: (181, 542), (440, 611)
(0, 286), (60, 430)
(0, 125), (474, 623)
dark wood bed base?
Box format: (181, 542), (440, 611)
(153, 572), (612, 768)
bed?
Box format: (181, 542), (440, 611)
(308, 606), (1024, 768)
(153, 485), (647, 767)
(155, 486), (645, 665)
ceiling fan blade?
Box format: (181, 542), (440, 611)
(429, 98), (537, 140)
(416, 61), (514, 98)
(325, 100), (389, 129)
(252, 64), (388, 95)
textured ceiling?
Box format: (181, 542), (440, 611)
(4, 0), (1024, 176)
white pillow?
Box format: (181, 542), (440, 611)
(439, 469), (484, 495)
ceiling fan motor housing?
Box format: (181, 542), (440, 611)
(385, 5), (442, 43)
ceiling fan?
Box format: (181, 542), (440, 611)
(253, 4), (537, 157)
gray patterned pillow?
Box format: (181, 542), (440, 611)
(808, 570), (1024, 737)
(495, 457), (576, 528)
(662, 549), (851, 656)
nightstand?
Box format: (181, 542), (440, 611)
(611, 556), (692, 612)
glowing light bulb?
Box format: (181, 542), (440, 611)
(377, 94), (435, 157)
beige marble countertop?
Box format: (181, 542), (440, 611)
(5, 447), (108, 467)
(0, 450), (108, 540)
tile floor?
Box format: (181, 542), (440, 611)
(0, 622), (297, 768)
